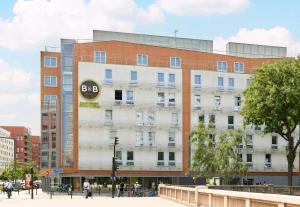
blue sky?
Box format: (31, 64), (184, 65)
(0, 0), (299, 135)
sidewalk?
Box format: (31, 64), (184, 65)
(0, 189), (186, 207)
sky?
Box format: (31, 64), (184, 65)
(0, 0), (300, 135)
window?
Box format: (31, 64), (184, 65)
(105, 69), (112, 83)
(44, 95), (57, 104)
(194, 75), (201, 87)
(217, 77), (224, 89)
(217, 61), (227, 72)
(126, 91), (134, 104)
(272, 135), (278, 149)
(214, 96), (221, 110)
(246, 135), (253, 149)
(115, 90), (122, 102)
(168, 93), (175, 106)
(246, 78), (251, 86)
(234, 96), (241, 109)
(44, 56), (57, 68)
(130, 71), (137, 83)
(198, 114), (204, 123)
(246, 154), (252, 163)
(194, 95), (201, 107)
(136, 132), (143, 146)
(265, 154), (272, 168)
(157, 92), (165, 106)
(157, 72), (164, 84)
(148, 131), (155, 145)
(170, 57), (181, 68)
(137, 54), (148, 65)
(209, 114), (215, 128)
(171, 112), (178, 126)
(234, 62), (244, 73)
(168, 74), (175, 87)
(136, 112), (143, 125)
(169, 132), (175, 145)
(228, 116), (234, 129)
(127, 151), (134, 164)
(169, 152), (175, 165)
(228, 78), (234, 89)
(44, 76), (57, 87)
(94, 51), (106, 63)
(158, 152), (164, 161)
(63, 74), (72, 91)
(116, 151), (122, 161)
(105, 110), (112, 122)
(147, 112), (155, 124)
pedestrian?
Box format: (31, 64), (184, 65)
(83, 179), (92, 199)
(118, 182), (125, 197)
(150, 182), (156, 196)
(4, 180), (13, 199)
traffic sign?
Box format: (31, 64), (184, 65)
(52, 168), (63, 173)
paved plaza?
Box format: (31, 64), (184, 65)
(0, 189), (186, 207)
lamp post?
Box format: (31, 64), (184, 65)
(111, 137), (119, 198)
(0, 136), (16, 183)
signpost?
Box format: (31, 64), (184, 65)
(52, 168), (63, 173)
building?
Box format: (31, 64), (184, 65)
(0, 126), (32, 166)
(0, 127), (14, 173)
(40, 30), (299, 188)
(32, 136), (41, 168)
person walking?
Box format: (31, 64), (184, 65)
(118, 182), (125, 197)
(83, 179), (92, 199)
(4, 180), (13, 199)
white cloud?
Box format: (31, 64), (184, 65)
(0, 0), (164, 50)
(214, 26), (300, 57)
(154, 0), (249, 16)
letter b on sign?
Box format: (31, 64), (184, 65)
(80, 80), (100, 100)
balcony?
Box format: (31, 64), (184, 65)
(271, 145), (278, 150)
(157, 161), (164, 166)
(193, 84), (201, 90)
(156, 82), (165, 87)
(233, 106), (240, 111)
(168, 161), (176, 166)
(103, 79), (113, 85)
(217, 86), (225, 91)
(265, 162), (272, 168)
(156, 102), (165, 107)
(104, 120), (113, 126)
(115, 100), (123, 105)
(246, 144), (253, 149)
(129, 80), (138, 86)
(228, 124), (234, 129)
(126, 161), (134, 166)
(136, 121), (144, 127)
(193, 104), (201, 110)
(168, 102), (176, 107)
(126, 100), (134, 105)
(227, 86), (234, 91)
(168, 142), (176, 147)
(214, 105), (221, 111)
(168, 83), (176, 88)
(247, 162), (253, 168)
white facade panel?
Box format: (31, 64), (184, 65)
(0, 127), (13, 173)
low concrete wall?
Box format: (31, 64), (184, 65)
(158, 185), (300, 207)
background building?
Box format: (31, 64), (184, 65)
(40, 30), (299, 188)
(32, 136), (41, 168)
(0, 127), (14, 173)
(0, 126), (32, 166)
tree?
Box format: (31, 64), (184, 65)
(190, 122), (247, 184)
(0, 161), (41, 180)
(242, 58), (300, 186)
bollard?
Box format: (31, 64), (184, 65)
(50, 190), (52, 199)
(99, 186), (101, 196)
(36, 187), (37, 195)
(18, 188), (19, 195)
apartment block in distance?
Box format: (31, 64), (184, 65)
(0, 126), (32, 166)
(0, 127), (14, 173)
(40, 30), (299, 190)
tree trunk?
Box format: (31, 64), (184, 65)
(287, 137), (295, 186)
(287, 157), (294, 186)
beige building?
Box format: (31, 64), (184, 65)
(0, 127), (14, 173)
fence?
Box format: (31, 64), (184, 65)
(158, 184), (300, 207)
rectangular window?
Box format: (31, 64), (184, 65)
(137, 54), (148, 66)
(217, 61), (227, 72)
(169, 152), (175, 161)
(198, 114), (204, 123)
(130, 71), (137, 82)
(171, 112), (178, 126)
(158, 152), (164, 161)
(228, 116), (234, 129)
(94, 51), (106, 63)
(234, 96), (241, 108)
(115, 90), (122, 102)
(148, 131), (155, 146)
(127, 151), (134, 161)
(136, 132), (143, 146)
(246, 135), (253, 149)
(105, 69), (112, 83)
(168, 93), (175, 106)
(126, 90), (134, 104)
(272, 135), (278, 149)
(228, 78), (234, 89)
(157, 72), (164, 84)
(194, 75), (201, 87)
(44, 76), (57, 87)
(265, 154), (272, 168)
(234, 62), (244, 73)
(168, 73), (176, 87)
(194, 95), (201, 107)
(105, 110), (112, 122)
(214, 96), (221, 110)
(116, 151), (122, 161)
(147, 112), (155, 124)
(157, 92), (165, 106)
(44, 95), (57, 104)
(246, 154), (252, 163)
(136, 112), (143, 125)
(217, 77), (224, 89)
(170, 57), (181, 68)
(169, 132), (175, 145)
(209, 114), (215, 128)
(44, 56), (57, 68)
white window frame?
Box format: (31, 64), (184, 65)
(217, 61), (227, 72)
(94, 51), (106, 63)
(168, 93), (175, 106)
(136, 54), (148, 66)
(105, 110), (113, 122)
(44, 56), (57, 68)
(44, 76), (57, 87)
(170, 57), (181, 69)
(194, 94), (201, 107)
(168, 73), (176, 87)
(44, 95), (57, 104)
(136, 132), (143, 146)
(130, 71), (138, 83)
(234, 62), (244, 73)
(217, 77), (224, 89)
(194, 75), (201, 88)
(228, 77), (234, 89)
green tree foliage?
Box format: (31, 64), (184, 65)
(0, 161), (40, 180)
(190, 122), (247, 184)
(242, 58), (300, 186)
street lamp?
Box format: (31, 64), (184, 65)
(111, 137), (119, 198)
(0, 136), (17, 183)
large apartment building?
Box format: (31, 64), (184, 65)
(40, 30), (299, 189)
(0, 127), (14, 173)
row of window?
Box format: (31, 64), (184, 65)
(193, 75), (250, 89)
(44, 54), (246, 73)
(115, 151), (176, 166)
(198, 114), (234, 129)
(240, 153), (274, 168)
(194, 95), (241, 110)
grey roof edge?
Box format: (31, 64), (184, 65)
(227, 41), (287, 49)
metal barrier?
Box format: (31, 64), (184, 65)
(159, 184), (300, 207)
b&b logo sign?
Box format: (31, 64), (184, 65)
(80, 80), (100, 100)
